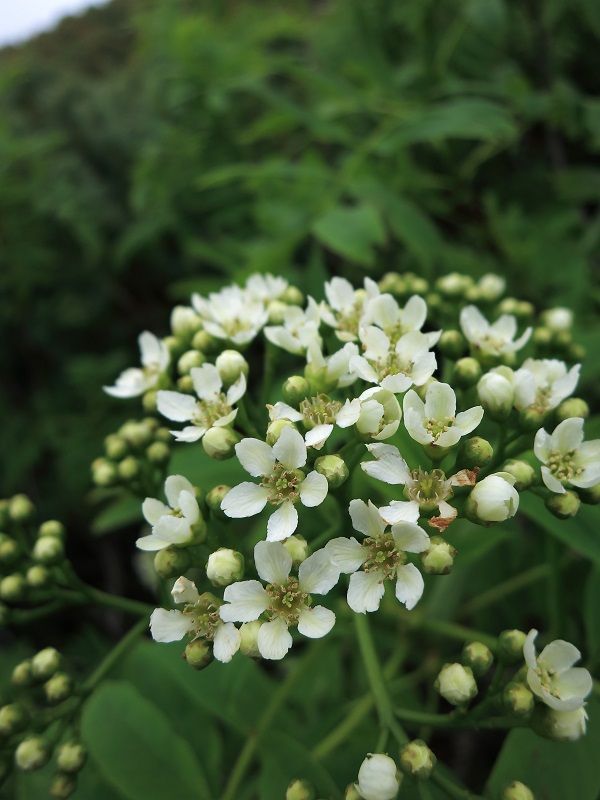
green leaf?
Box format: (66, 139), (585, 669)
(91, 495), (143, 537)
(81, 681), (211, 800)
(312, 204), (386, 266)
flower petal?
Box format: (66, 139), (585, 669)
(392, 522), (430, 553)
(135, 533), (171, 552)
(149, 609), (192, 643)
(164, 475), (195, 507)
(142, 498), (170, 525)
(298, 547), (339, 594)
(171, 576), (199, 605)
(272, 426), (307, 469)
(552, 417), (584, 454)
(221, 483), (270, 518)
(379, 501), (420, 525)
(425, 382), (456, 420)
(213, 623), (241, 663)
(266, 501), (298, 542)
(299, 471), (329, 507)
(349, 499), (386, 538)
(362, 444), (411, 485)
(395, 563), (424, 610)
(523, 630), (539, 670)
(305, 424), (334, 449)
(297, 605), (335, 639)
(454, 406), (484, 436)
(226, 373), (247, 406)
(235, 439), (276, 477)
(254, 540), (292, 584)
(157, 391), (197, 422)
(327, 537), (366, 573)
(539, 640), (581, 673)
(179, 490), (200, 524)
(257, 618), (293, 660)
(220, 580), (269, 622)
(347, 570), (385, 613)
(191, 363), (222, 399)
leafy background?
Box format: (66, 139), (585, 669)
(1, 0), (599, 797)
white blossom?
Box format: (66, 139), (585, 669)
(264, 297), (322, 355)
(524, 629), (592, 711)
(534, 417), (600, 494)
(104, 331), (169, 398)
(349, 328), (437, 393)
(514, 359), (580, 414)
(244, 273), (288, 304)
(361, 293), (435, 344)
(321, 276), (380, 342)
(305, 341), (359, 390)
(468, 474), (519, 522)
(137, 475), (200, 551)
(403, 382), (483, 448)
(192, 285), (267, 345)
(460, 305), (531, 358)
(356, 753), (401, 800)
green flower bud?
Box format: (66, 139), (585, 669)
(177, 349), (205, 376)
(153, 546), (192, 579)
(435, 663), (477, 706)
(421, 537), (456, 575)
(267, 300), (288, 324)
(202, 427), (240, 460)
(44, 673), (73, 705)
(0, 536), (20, 566)
(192, 330), (219, 353)
(405, 273), (429, 295)
(171, 306), (202, 338)
(239, 621), (262, 657)
(0, 574), (26, 602)
(206, 485), (231, 513)
(555, 397), (589, 422)
(453, 357), (482, 388)
(503, 681), (534, 717)
(31, 647), (61, 681)
(9, 495), (35, 523)
(282, 286), (304, 306)
(26, 565), (51, 589)
(184, 639), (213, 670)
(399, 739), (436, 778)
(164, 334), (184, 357)
(518, 406), (548, 432)
(304, 362), (336, 394)
(286, 778), (314, 800)
(177, 375), (194, 393)
(545, 490), (580, 519)
(515, 301), (534, 319)
(11, 661), (33, 687)
(501, 460), (536, 491)
(477, 369), (514, 420)
(0, 704), (27, 737)
(120, 421), (154, 448)
(502, 780), (535, 800)
(118, 456), (140, 481)
(91, 458), (117, 487)
(146, 441), (171, 464)
(38, 520), (65, 539)
(142, 390), (158, 412)
(266, 419), (296, 446)
(568, 342), (586, 361)
(462, 642), (494, 677)
(532, 326), (552, 347)
(436, 272), (473, 298)
(495, 297), (518, 315)
(283, 375), (310, 405)
(215, 350), (249, 386)
(579, 483), (600, 505)
(283, 535), (309, 565)
(56, 741), (87, 774)
(379, 272), (405, 296)
(104, 434), (128, 461)
(33, 536), (64, 566)
(438, 330), (467, 359)
(154, 426), (172, 443)
(14, 737), (50, 772)
(206, 548), (244, 587)
(460, 437), (493, 468)
(50, 773), (77, 799)
(315, 455), (349, 488)
(498, 629), (527, 664)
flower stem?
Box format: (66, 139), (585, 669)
(413, 617), (497, 651)
(354, 614), (397, 732)
(82, 616), (149, 693)
(545, 535), (562, 637)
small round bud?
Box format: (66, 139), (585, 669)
(501, 460), (536, 491)
(142, 390), (158, 412)
(26, 565), (51, 589)
(460, 437), (493, 468)
(56, 742), (87, 774)
(120, 420), (154, 448)
(356, 753), (402, 800)
(239, 621), (262, 657)
(192, 330), (219, 353)
(266, 419), (296, 446)
(314, 455), (349, 488)
(282, 286), (304, 306)
(44, 673), (73, 705)
(184, 639), (213, 670)
(304, 362), (336, 394)
(92, 458), (117, 487)
(33, 536), (64, 566)
(12, 661), (33, 687)
(154, 426), (172, 443)
(153, 546), (192, 579)
(421, 537), (456, 575)
(164, 334), (183, 357)
(283, 535), (309, 565)
(436, 272), (473, 298)
(545, 490), (580, 519)
(399, 739), (436, 779)
(0, 704), (27, 737)
(466, 474), (519, 523)
(514, 301), (534, 319)
(50, 773), (77, 799)
(206, 485), (231, 513)
(568, 342), (586, 361)
(118, 456), (140, 481)
(202, 427), (240, 460)
(146, 441), (170, 464)
(555, 397), (589, 422)
(15, 737), (50, 772)
(532, 326), (552, 347)
(477, 370), (514, 420)
(171, 306), (202, 338)
(503, 681), (534, 717)
(206, 549), (244, 587)
(579, 483), (600, 505)
(286, 778), (314, 800)
(435, 663), (477, 706)
(537, 706), (587, 742)
(38, 520), (65, 539)
(518, 407), (548, 432)
(215, 350), (248, 385)
(478, 274), (506, 302)
(438, 330), (467, 359)
(31, 647), (61, 681)
(0, 536), (20, 566)
(104, 434), (128, 461)
(9, 494), (35, 522)
(462, 642), (494, 677)
(498, 629), (527, 664)
(542, 307), (572, 332)
(267, 300), (288, 324)
(177, 349), (205, 375)
(177, 375), (194, 393)
(0, 574), (26, 602)
(283, 375), (310, 405)
(502, 781), (535, 800)
(453, 357), (482, 388)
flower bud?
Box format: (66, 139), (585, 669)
(104, 434), (128, 460)
(283, 535), (309, 565)
(184, 639), (213, 670)
(9, 494), (35, 522)
(215, 350), (249, 385)
(579, 483), (600, 505)
(498, 629), (527, 664)
(286, 779), (314, 800)
(38, 520), (65, 539)
(541, 307), (572, 332)
(192, 330), (219, 353)
(142, 390), (158, 412)
(33, 536), (64, 566)
(206, 549), (244, 587)
(120, 420), (154, 448)
(266, 419), (296, 446)
(92, 458), (117, 487)
(555, 397), (589, 422)
(501, 460), (536, 491)
(44, 673), (73, 704)
(538, 706), (587, 742)
(153, 546), (192, 579)
(12, 661), (33, 687)
(453, 357), (482, 388)
(56, 741), (87, 773)
(206, 484), (231, 514)
(379, 272), (405, 296)
(518, 407), (548, 431)
(568, 342), (586, 361)
(421, 537), (456, 575)
(460, 437), (493, 468)
(164, 334), (183, 357)
(503, 681), (534, 717)
(144, 440), (170, 466)
(282, 286), (304, 306)
(438, 330), (467, 359)
(502, 781), (535, 800)
(50, 773), (77, 799)
(171, 306), (202, 338)
(466, 474), (519, 523)
(31, 647), (61, 681)
(283, 375), (310, 405)
(532, 326), (552, 347)
(202, 427), (240, 460)
(399, 739), (436, 779)
(462, 642), (494, 677)
(177, 349), (205, 375)
(0, 574), (26, 602)
(315, 455), (349, 488)
(15, 737), (50, 772)
(27, 565), (51, 589)
(177, 375), (194, 393)
(0, 536), (20, 566)
(118, 456), (140, 481)
(0, 704), (27, 737)
(545, 490), (580, 519)
(477, 371), (514, 420)
(356, 753), (402, 800)
(239, 621), (262, 657)
(267, 300), (288, 324)
(435, 663), (477, 706)
(436, 272), (473, 298)
(304, 363), (336, 394)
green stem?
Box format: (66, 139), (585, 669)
(394, 707), (518, 730)
(545, 535), (562, 637)
(82, 616), (149, 693)
(414, 618), (497, 652)
(463, 563), (550, 615)
(354, 615), (395, 731)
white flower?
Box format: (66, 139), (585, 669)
(221, 426), (328, 541)
(356, 753), (401, 800)
(157, 364), (246, 442)
(524, 629), (592, 711)
(545, 706), (588, 741)
(361, 293), (435, 344)
(403, 382), (483, 448)
(321, 276), (380, 342)
(264, 297), (322, 355)
(104, 331), (169, 398)
(218, 541), (338, 660)
(192, 285), (268, 345)
(534, 417), (600, 494)
(136, 475), (200, 551)
(477, 367), (515, 417)
(244, 273), (288, 304)
(460, 305), (531, 357)
(514, 359), (580, 413)
(350, 328), (437, 393)
(327, 499), (429, 613)
(150, 577), (240, 663)
(468, 474), (519, 522)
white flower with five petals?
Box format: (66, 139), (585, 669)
(460, 305), (531, 358)
(513, 359), (580, 413)
(192, 285), (268, 345)
(321, 276), (380, 342)
(244, 273), (288, 304)
(103, 331), (169, 398)
(403, 382), (483, 448)
(305, 341), (359, 390)
(534, 417), (600, 494)
(136, 475), (200, 551)
(350, 328), (438, 393)
(264, 297), (322, 355)
(361, 293), (432, 345)
(524, 629), (592, 711)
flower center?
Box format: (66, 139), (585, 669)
(192, 394), (232, 428)
(536, 664), (561, 698)
(262, 463), (304, 505)
(372, 351), (412, 380)
(184, 595), (222, 641)
(406, 469), (452, 509)
(547, 450), (582, 483)
(424, 416), (454, 440)
(299, 394), (342, 427)
(362, 533), (405, 579)
(266, 577), (310, 624)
